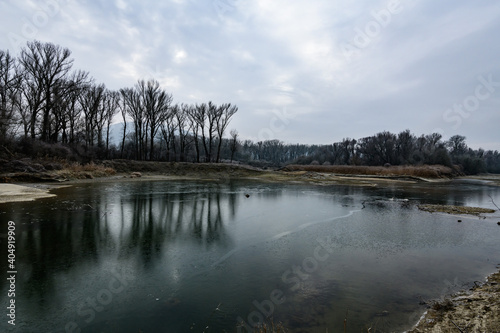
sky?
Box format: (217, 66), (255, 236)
(1, 0), (499, 150)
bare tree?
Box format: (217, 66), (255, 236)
(160, 108), (176, 161)
(204, 102), (218, 162)
(50, 70), (90, 144)
(120, 86), (145, 160)
(138, 79), (172, 160)
(215, 103), (238, 163)
(190, 103), (209, 162)
(177, 104), (193, 162)
(340, 138), (356, 165)
(19, 62), (44, 139)
(0, 50), (21, 142)
(447, 135), (468, 157)
(79, 83), (105, 151)
(395, 129), (415, 164)
(229, 129), (239, 163)
(103, 90), (120, 156)
(121, 80), (172, 160)
(187, 105), (201, 163)
(19, 41), (74, 142)
(119, 93), (128, 158)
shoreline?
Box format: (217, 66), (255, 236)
(1, 167), (499, 204)
(0, 171), (450, 204)
(408, 268), (500, 332)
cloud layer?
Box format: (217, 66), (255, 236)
(2, 0), (499, 149)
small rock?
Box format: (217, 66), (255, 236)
(245, 194), (250, 198)
(497, 222), (500, 226)
(457, 219), (462, 222)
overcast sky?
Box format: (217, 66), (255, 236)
(1, 0), (499, 149)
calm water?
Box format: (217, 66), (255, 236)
(1, 179), (500, 333)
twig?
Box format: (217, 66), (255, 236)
(1, 145), (14, 157)
(451, 320), (465, 333)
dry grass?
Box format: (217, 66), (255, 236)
(54, 162), (116, 179)
(282, 165), (456, 179)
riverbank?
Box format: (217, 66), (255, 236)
(0, 159), (460, 184)
(408, 269), (500, 332)
(0, 161), (452, 203)
(2, 160), (499, 203)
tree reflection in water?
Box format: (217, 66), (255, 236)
(4, 181), (242, 303)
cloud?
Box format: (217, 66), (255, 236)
(0, 0), (499, 149)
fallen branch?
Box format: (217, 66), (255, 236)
(1, 145), (14, 157)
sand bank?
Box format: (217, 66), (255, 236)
(0, 183), (57, 203)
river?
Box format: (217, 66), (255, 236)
(1, 179), (499, 332)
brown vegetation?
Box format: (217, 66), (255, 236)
(281, 164), (458, 179)
(53, 162), (116, 180)
(101, 160), (263, 177)
(0, 159), (116, 182)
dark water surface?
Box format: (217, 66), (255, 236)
(1, 179), (499, 332)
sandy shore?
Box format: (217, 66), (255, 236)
(0, 183), (59, 203)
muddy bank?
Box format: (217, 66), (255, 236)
(408, 270), (500, 332)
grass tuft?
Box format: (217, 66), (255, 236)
(55, 162), (116, 179)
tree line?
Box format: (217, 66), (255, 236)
(0, 41), (237, 162)
(1, 41), (499, 174)
(233, 131), (500, 175)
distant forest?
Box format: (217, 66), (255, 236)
(1, 41), (499, 175)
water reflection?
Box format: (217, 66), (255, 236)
(1, 182), (247, 317)
(0, 180), (499, 333)
(117, 184), (237, 267)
